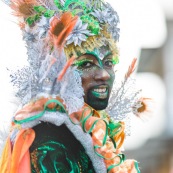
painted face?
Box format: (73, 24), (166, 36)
(74, 46), (118, 110)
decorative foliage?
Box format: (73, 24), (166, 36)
(35, 17), (50, 39)
(8, 0), (120, 50)
(54, 0), (64, 9)
(26, 5), (55, 26)
(9, 66), (40, 103)
(106, 58), (142, 135)
(91, 2), (120, 41)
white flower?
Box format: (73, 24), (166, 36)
(66, 19), (93, 46)
(91, 2), (120, 41)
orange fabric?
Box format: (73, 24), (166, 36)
(0, 98), (138, 172)
(0, 137), (11, 173)
(7, 98), (128, 172)
(113, 122), (125, 149)
(109, 160), (139, 173)
(0, 129), (35, 173)
(15, 96), (65, 121)
(70, 104), (125, 170)
(11, 129), (35, 172)
(18, 150), (31, 173)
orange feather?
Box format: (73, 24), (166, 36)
(58, 56), (76, 81)
(125, 58), (137, 79)
(49, 12), (78, 49)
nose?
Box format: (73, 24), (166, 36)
(94, 68), (110, 81)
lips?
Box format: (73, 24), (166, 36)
(91, 85), (109, 99)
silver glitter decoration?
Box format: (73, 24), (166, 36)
(36, 0), (58, 10)
(91, 2), (120, 41)
(106, 77), (142, 135)
(35, 17), (50, 39)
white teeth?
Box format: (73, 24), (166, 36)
(94, 88), (107, 93)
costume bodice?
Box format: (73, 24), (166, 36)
(30, 122), (95, 173)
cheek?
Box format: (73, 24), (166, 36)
(80, 71), (94, 93)
(108, 69), (115, 87)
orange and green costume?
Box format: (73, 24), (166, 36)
(0, 97), (140, 173)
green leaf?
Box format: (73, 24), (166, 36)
(26, 14), (41, 26)
(44, 10), (55, 18)
(34, 5), (46, 13)
(34, 14), (41, 21)
(81, 15), (100, 35)
(26, 17), (35, 26)
(72, 9), (83, 16)
(54, 0), (63, 10)
(89, 25), (100, 35)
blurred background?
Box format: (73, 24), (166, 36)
(106, 0), (173, 173)
(0, 0), (173, 172)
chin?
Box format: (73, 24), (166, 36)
(88, 100), (108, 110)
(86, 92), (109, 110)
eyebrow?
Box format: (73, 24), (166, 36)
(73, 58), (93, 66)
(105, 52), (112, 57)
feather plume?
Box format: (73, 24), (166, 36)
(10, 0), (37, 17)
(133, 97), (153, 119)
(125, 58), (137, 80)
(49, 12), (78, 51)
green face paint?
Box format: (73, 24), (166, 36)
(73, 45), (117, 110)
(91, 89), (109, 99)
(73, 59), (93, 66)
(74, 45), (119, 71)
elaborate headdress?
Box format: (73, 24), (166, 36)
(4, 0), (120, 114)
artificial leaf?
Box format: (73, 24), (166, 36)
(34, 5), (46, 13)
(44, 10), (55, 18)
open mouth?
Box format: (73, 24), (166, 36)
(91, 85), (109, 99)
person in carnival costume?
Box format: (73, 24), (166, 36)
(0, 0), (148, 172)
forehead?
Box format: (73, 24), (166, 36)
(88, 46), (111, 60)
(77, 45), (112, 61)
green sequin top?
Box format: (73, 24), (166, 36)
(30, 122), (96, 173)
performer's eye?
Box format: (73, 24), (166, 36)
(81, 61), (93, 68)
(104, 60), (114, 67)
(73, 59), (94, 69)
(104, 58), (116, 68)
(103, 55), (119, 68)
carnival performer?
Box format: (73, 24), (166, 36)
(0, 0), (145, 172)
